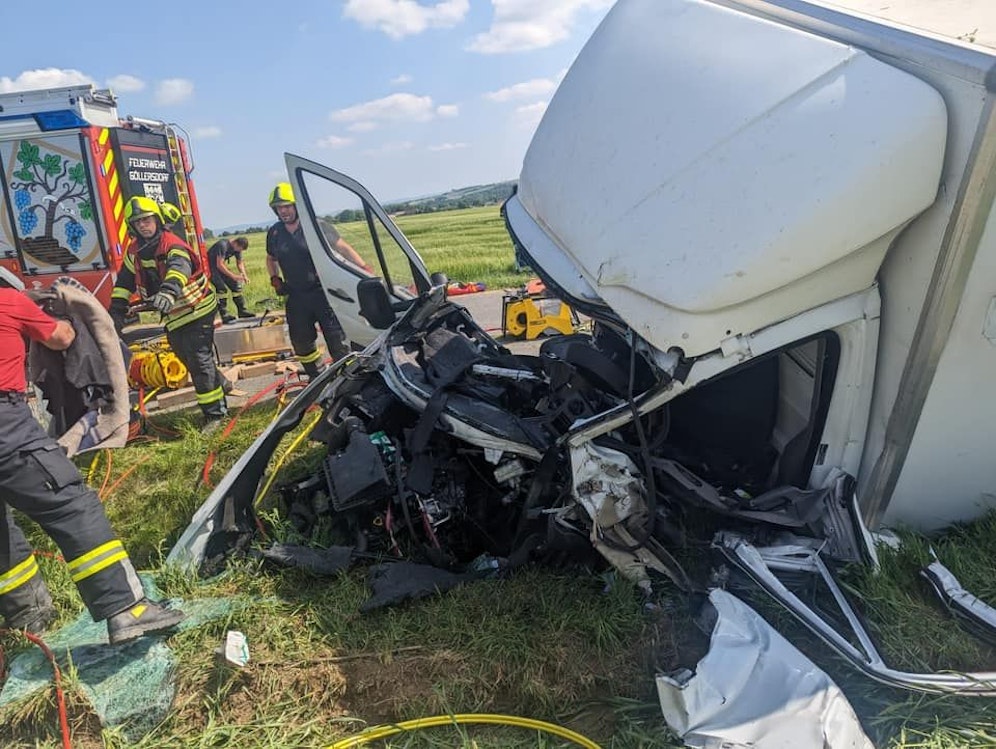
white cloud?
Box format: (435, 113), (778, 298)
(428, 142), (467, 152)
(331, 93), (436, 123)
(362, 141), (414, 156)
(484, 76), (557, 102)
(106, 74), (145, 93)
(344, 0), (469, 39)
(317, 134), (354, 149)
(467, 0), (614, 54)
(193, 126), (222, 139)
(436, 104), (459, 117)
(347, 122), (379, 133)
(0, 68), (94, 93)
(391, 73), (413, 86)
(155, 78), (194, 105)
(515, 101), (549, 127)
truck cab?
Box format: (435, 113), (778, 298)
(286, 0), (996, 534)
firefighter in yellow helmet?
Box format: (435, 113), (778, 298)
(160, 202), (182, 231)
(109, 196), (229, 424)
(265, 182), (369, 377)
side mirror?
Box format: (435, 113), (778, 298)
(357, 278), (397, 329)
(430, 272), (449, 287)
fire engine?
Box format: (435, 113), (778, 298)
(0, 84), (207, 306)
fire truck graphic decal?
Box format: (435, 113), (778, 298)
(1, 136), (102, 270)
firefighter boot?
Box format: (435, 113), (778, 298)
(107, 598), (185, 644)
(217, 296), (236, 325)
(0, 572), (57, 635)
(233, 295), (256, 319)
(302, 359), (326, 379)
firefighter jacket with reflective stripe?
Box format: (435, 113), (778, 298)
(112, 230), (216, 331)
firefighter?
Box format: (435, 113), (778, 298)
(109, 196), (229, 424)
(0, 267), (183, 642)
(265, 182), (369, 377)
(208, 236), (254, 324)
(160, 202), (183, 232)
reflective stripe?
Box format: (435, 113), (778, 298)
(0, 555), (39, 596)
(297, 349), (322, 364)
(108, 169), (119, 198)
(67, 540), (127, 583)
(164, 269), (188, 285)
(98, 128), (109, 145)
(139, 258), (159, 269)
(196, 386), (225, 405)
(167, 249), (189, 261)
(111, 287), (131, 301)
(123, 252), (136, 273)
(72, 551), (129, 583)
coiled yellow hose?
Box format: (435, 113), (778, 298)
(128, 350), (188, 389)
(326, 713), (602, 748)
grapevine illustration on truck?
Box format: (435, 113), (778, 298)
(9, 139), (93, 265)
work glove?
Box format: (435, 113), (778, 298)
(151, 289), (177, 315)
(270, 275), (287, 296)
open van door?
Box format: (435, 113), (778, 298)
(285, 153), (433, 348)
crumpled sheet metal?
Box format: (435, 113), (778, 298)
(656, 589), (874, 749)
(922, 558), (996, 644)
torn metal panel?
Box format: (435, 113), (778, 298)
(657, 588), (873, 749)
(717, 533), (996, 694)
(922, 558), (996, 645)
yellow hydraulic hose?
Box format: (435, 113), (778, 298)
(326, 713), (602, 748)
(252, 409), (324, 507)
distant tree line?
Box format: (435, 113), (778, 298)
(333, 180), (518, 222)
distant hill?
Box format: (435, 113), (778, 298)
(212, 220), (272, 238)
(210, 180), (517, 235)
(330, 180), (517, 223)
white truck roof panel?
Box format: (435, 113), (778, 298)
(511, 0), (947, 357)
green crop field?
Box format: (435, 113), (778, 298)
(4, 206), (996, 747)
(217, 205), (528, 316)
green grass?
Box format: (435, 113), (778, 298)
(7, 206), (996, 746)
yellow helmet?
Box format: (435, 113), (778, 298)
(124, 195), (163, 225)
(160, 202), (182, 224)
(268, 182), (295, 207)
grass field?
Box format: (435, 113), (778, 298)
(215, 205), (527, 317)
(4, 206), (996, 747)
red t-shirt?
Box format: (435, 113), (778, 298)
(0, 289), (58, 392)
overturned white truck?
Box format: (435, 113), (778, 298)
(170, 0), (996, 715)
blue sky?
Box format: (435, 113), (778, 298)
(1, 0), (615, 229)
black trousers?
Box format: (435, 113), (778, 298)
(212, 274), (248, 316)
(0, 398), (143, 623)
(286, 287), (348, 375)
(166, 315), (228, 418)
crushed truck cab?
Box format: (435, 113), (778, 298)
(171, 0), (996, 716)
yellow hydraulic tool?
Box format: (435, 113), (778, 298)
(502, 281), (577, 340)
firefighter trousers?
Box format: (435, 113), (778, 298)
(0, 397), (144, 624)
(166, 314), (229, 419)
(286, 287), (349, 377)
(213, 275), (249, 318)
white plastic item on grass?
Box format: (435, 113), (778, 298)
(656, 588), (873, 749)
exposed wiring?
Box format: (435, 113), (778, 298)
(0, 628), (72, 749)
(326, 713), (601, 748)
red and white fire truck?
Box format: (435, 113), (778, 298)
(0, 84), (207, 306)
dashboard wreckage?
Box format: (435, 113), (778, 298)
(170, 0), (996, 743)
